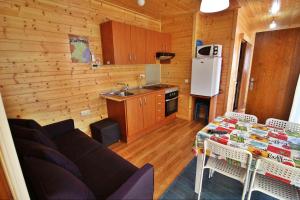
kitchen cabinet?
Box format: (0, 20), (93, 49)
(126, 97), (144, 137)
(100, 21), (131, 65)
(101, 20), (172, 65)
(145, 30), (160, 64)
(155, 90), (165, 122)
(126, 93), (156, 138)
(106, 90), (172, 143)
(142, 93), (156, 129)
(130, 26), (146, 64)
(161, 33), (171, 52)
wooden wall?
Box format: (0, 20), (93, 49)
(226, 8), (256, 112)
(0, 0), (160, 133)
(160, 13), (194, 120)
(195, 10), (238, 116)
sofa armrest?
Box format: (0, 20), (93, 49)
(43, 119), (75, 139)
(107, 163), (154, 200)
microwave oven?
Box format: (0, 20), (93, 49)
(196, 44), (222, 58)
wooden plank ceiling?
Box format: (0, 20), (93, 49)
(101, 0), (201, 19)
(239, 0), (300, 32)
(101, 0), (300, 31)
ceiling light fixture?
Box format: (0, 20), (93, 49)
(137, 0), (145, 7)
(200, 0), (229, 13)
(270, 0), (280, 15)
(269, 19), (277, 29)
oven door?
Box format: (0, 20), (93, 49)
(165, 96), (178, 116)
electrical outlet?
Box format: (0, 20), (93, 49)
(80, 109), (91, 116)
(184, 79), (189, 83)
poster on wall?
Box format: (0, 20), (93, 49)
(68, 34), (91, 63)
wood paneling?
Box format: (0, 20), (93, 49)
(238, 0), (300, 32)
(161, 13), (194, 120)
(110, 118), (204, 199)
(246, 28), (300, 122)
(195, 10), (238, 116)
(102, 0), (200, 20)
(226, 8), (256, 113)
(0, 0), (160, 133)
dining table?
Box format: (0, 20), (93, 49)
(192, 116), (300, 193)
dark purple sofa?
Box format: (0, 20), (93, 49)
(8, 118), (154, 200)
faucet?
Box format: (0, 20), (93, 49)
(116, 82), (129, 91)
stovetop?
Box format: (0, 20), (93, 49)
(143, 84), (178, 94)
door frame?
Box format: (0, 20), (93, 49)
(0, 93), (30, 200)
(233, 33), (254, 113)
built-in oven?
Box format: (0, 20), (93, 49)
(165, 90), (178, 116)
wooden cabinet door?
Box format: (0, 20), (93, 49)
(126, 97), (144, 137)
(142, 93), (156, 129)
(130, 26), (146, 64)
(146, 30), (160, 64)
(161, 33), (171, 52)
(112, 21), (131, 64)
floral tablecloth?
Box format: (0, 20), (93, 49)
(193, 116), (300, 169)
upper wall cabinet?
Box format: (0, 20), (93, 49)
(100, 20), (171, 65)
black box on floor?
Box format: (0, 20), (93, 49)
(90, 118), (121, 146)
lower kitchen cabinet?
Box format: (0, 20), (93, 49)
(126, 96), (144, 138)
(106, 90), (168, 143)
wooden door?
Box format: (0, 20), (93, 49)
(142, 93), (156, 129)
(112, 21), (131, 64)
(246, 28), (300, 122)
(126, 97), (144, 137)
(130, 26), (146, 64)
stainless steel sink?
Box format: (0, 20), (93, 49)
(107, 91), (134, 97)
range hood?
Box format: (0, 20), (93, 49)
(156, 52), (175, 60)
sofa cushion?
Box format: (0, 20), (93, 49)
(8, 118), (49, 136)
(53, 129), (101, 162)
(75, 146), (138, 199)
(15, 139), (82, 179)
(23, 157), (95, 200)
(10, 125), (57, 150)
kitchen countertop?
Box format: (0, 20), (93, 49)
(100, 88), (165, 102)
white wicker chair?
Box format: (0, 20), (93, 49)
(285, 121), (300, 133)
(265, 118), (288, 129)
(247, 158), (300, 200)
(197, 139), (252, 200)
(225, 112), (258, 123)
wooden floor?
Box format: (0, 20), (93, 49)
(110, 118), (204, 199)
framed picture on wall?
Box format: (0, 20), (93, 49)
(68, 34), (91, 63)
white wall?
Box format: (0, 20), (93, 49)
(289, 75), (300, 123)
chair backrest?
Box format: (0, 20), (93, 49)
(285, 122), (300, 133)
(225, 112), (258, 123)
(204, 139), (252, 167)
(265, 118), (288, 129)
(255, 158), (300, 186)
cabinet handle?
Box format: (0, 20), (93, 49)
(139, 98), (142, 107)
(129, 54), (132, 61)
(144, 97), (146, 105)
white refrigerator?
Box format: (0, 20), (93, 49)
(190, 57), (222, 97)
